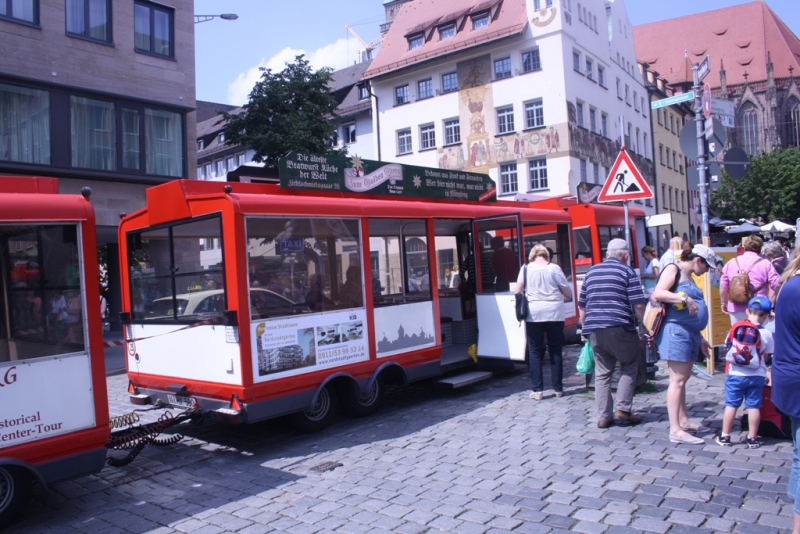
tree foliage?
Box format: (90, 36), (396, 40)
(223, 55), (346, 168)
(711, 147), (800, 223)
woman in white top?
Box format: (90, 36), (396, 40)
(515, 245), (573, 400)
(640, 246), (660, 298)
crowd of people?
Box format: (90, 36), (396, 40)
(515, 234), (799, 532)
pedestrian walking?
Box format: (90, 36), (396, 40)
(651, 242), (715, 444)
(771, 248), (800, 534)
(720, 235), (780, 324)
(515, 244), (572, 400)
(578, 238), (647, 428)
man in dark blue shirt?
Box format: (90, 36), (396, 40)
(579, 238), (647, 428)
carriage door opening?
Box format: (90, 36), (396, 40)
(471, 215), (525, 361)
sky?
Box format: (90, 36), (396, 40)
(194, 0), (800, 106)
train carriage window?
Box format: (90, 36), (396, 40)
(368, 219), (432, 306)
(127, 215), (226, 322)
(245, 217), (362, 318)
(1, 224), (85, 362)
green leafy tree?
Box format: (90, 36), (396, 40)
(711, 147), (800, 223)
(223, 55), (346, 168)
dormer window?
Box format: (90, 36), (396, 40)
(218, 132), (225, 144)
(408, 33), (423, 50)
(439, 23), (455, 40)
(472, 11), (489, 30)
(358, 83), (370, 100)
(197, 139), (204, 151)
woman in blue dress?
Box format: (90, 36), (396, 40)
(652, 243), (716, 444)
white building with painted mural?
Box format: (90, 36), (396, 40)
(364, 0), (655, 216)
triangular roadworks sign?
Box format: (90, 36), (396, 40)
(597, 147), (654, 202)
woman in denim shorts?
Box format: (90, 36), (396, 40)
(772, 248), (800, 534)
(652, 243), (715, 445)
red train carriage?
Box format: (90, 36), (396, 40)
(0, 177), (109, 528)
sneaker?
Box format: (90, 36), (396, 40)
(745, 436), (761, 449)
(554, 391), (564, 398)
(529, 391), (543, 400)
(613, 410), (643, 426)
(715, 434), (732, 447)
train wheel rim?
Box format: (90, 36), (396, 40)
(0, 468), (13, 513)
(305, 388), (332, 422)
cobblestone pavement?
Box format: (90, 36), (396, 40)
(7, 344), (796, 533)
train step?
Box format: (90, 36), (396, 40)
(436, 370), (493, 389)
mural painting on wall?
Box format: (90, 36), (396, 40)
(566, 101), (655, 185)
(456, 56), (494, 174)
(492, 126), (570, 164)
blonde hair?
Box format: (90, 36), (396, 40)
(781, 246), (800, 283)
(528, 244), (550, 262)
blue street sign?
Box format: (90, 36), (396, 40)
(650, 91), (694, 109)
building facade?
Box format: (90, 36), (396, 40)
(640, 63), (693, 248)
(0, 0), (196, 237)
(633, 1), (800, 158)
(363, 0), (655, 228)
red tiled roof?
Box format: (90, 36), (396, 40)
(364, 0), (529, 79)
(633, 1), (800, 89)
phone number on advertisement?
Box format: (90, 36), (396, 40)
(319, 344), (366, 360)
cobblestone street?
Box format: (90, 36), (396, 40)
(7, 344), (796, 533)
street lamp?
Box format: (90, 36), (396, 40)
(194, 14), (238, 24)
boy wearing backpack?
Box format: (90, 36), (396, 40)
(716, 296), (774, 448)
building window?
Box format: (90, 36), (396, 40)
(418, 78), (433, 100)
(216, 160), (225, 177)
(633, 91), (640, 111)
(669, 187), (674, 210)
(576, 101), (584, 128)
(197, 139), (204, 151)
(499, 163), (518, 195)
(66, 0), (111, 42)
(522, 49), (541, 73)
(524, 99), (544, 129)
(444, 118), (460, 145)
(672, 151), (677, 170)
(420, 124), (435, 150)
(397, 128), (412, 155)
(395, 84), (409, 105)
(669, 114), (674, 133)
(741, 101), (760, 155)
(238, 153), (246, 166)
(218, 132), (225, 144)
(145, 108), (183, 176)
(0, 82), (50, 165)
(635, 127), (640, 153)
(439, 23), (455, 40)
(472, 12), (489, 29)
(534, 0), (553, 9)
(70, 96), (115, 170)
(442, 72), (458, 93)
(496, 106), (514, 134)
(408, 33), (423, 49)
(659, 144), (664, 165)
(573, 50), (581, 72)
(657, 109), (662, 125)
(135, 1), (174, 57)
(598, 66), (605, 87)
(589, 108), (596, 133)
(601, 113), (608, 137)
(681, 190), (686, 213)
(358, 84), (370, 100)
(785, 97), (800, 147)
(641, 97), (647, 117)
(643, 132), (648, 159)
(494, 57), (511, 80)
(529, 158), (548, 190)
(0, 0), (37, 24)
(592, 163), (599, 184)
(585, 58), (593, 80)
(227, 157), (235, 172)
(204, 163), (212, 179)
(345, 123), (356, 144)
(122, 108), (140, 169)
(578, 2), (583, 22)
(666, 148), (672, 169)
(616, 78), (621, 99)
(580, 159), (587, 181)
(662, 185), (667, 209)
(327, 130), (339, 147)
(625, 85), (630, 105)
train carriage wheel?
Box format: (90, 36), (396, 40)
(0, 466), (32, 529)
(286, 384), (338, 433)
(340, 376), (384, 418)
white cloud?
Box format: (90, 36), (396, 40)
(226, 38), (364, 106)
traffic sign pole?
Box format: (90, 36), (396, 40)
(693, 64), (711, 246)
